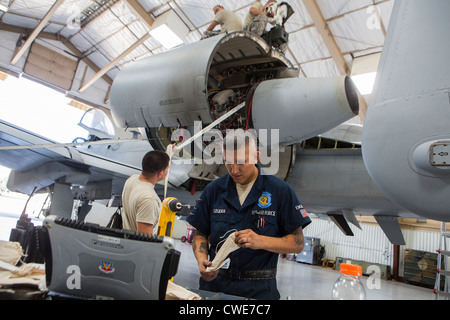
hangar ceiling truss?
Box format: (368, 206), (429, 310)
(0, 0), (393, 112)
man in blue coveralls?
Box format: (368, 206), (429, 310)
(187, 130), (311, 300)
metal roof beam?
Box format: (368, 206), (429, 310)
(79, 0), (121, 29)
(10, 0), (65, 65)
(79, 33), (151, 92)
(371, 1), (387, 37)
(63, 41), (114, 86)
(0, 23), (63, 41)
(123, 0), (154, 29)
(302, 0), (350, 76)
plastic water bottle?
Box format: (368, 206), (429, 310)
(332, 263), (366, 300)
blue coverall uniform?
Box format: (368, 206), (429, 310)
(187, 165), (311, 300)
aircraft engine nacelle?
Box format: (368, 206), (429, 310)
(251, 76), (359, 146)
(110, 32), (359, 150)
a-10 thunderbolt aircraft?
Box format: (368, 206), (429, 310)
(0, 0), (448, 246)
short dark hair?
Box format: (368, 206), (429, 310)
(142, 150), (170, 176)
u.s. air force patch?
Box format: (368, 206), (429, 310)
(258, 192), (272, 209)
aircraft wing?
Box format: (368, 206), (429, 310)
(0, 119), (141, 198)
(0, 119), (72, 172)
(320, 123), (363, 145)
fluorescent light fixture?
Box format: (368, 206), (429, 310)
(351, 72), (377, 95)
(0, 3), (9, 12)
(150, 10), (189, 49)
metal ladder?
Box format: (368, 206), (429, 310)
(434, 222), (450, 300)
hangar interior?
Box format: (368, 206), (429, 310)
(0, 0), (447, 300)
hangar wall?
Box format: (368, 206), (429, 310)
(304, 218), (392, 266)
(303, 218), (441, 278)
(0, 31), (111, 111)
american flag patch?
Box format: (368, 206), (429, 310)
(300, 209), (309, 218)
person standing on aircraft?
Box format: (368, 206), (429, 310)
(203, 5), (244, 38)
(187, 130), (311, 299)
(122, 150), (170, 235)
(243, 0), (274, 36)
(245, 1), (293, 53)
(267, 1), (291, 28)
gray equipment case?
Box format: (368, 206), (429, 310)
(43, 215), (180, 300)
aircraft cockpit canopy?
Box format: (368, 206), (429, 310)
(78, 108), (115, 141)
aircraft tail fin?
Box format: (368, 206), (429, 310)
(363, 0), (450, 221)
(369, 0), (450, 107)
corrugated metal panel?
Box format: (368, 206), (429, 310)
(304, 218), (392, 266)
(304, 218), (443, 273)
(402, 229), (439, 252)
